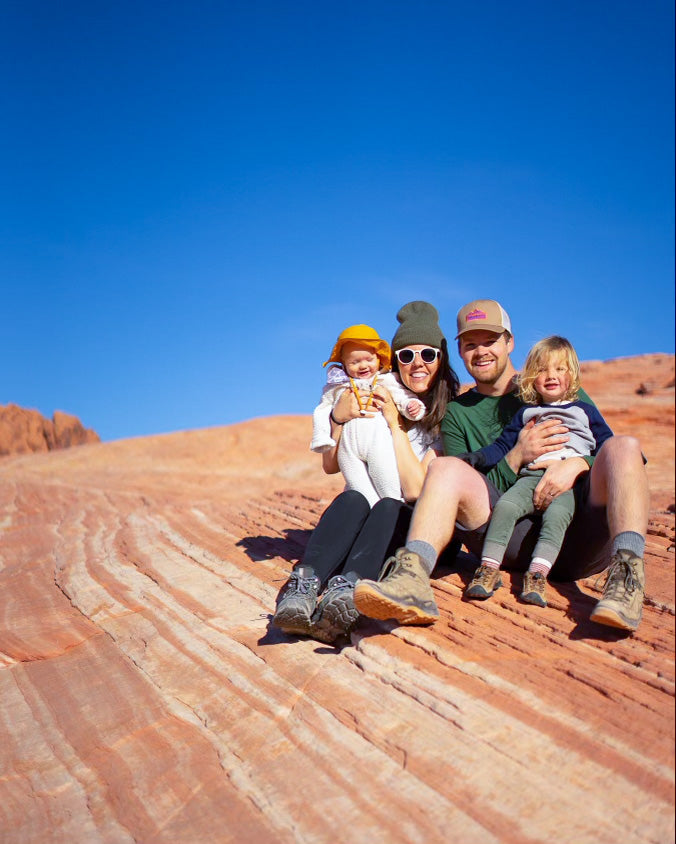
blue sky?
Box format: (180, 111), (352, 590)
(2, 1), (674, 442)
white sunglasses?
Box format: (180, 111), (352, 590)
(394, 347), (441, 365)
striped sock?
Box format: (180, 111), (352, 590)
(480, 557), (501, 570)
(528, 557), (552, 577)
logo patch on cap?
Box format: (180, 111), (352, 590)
(466, 308), (487, 323)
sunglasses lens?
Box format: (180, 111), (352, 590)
(420, 348), (438, 363)
(397, 349), (415, 364)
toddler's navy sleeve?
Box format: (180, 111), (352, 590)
(457, 408), (525, 472)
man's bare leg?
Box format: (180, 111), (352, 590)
(353, 458), (491, 624)
(588, 436), (649, 536)
(405, 457), (492, 565)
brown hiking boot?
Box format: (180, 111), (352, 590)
(353, 548), (439, 625)
(590, 550), (645, 631)
(464, 564), (502, 600)
(520, 571), (547, 607)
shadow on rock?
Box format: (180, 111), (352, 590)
(236, 528), (312, 563)
(553, 581), (634, 641)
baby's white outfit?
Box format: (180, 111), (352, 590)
(311, 365), (426, 507)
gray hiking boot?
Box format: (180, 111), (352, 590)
(464, 564), (503, 600)
(311, 572), (360, 644)
(272, 565), (321, 636)
(520, 571), (547, 607)
(353, 548), (439, 625)
(590, 550), (645, 631)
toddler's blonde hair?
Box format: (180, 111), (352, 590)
(518, 335), (581, 405)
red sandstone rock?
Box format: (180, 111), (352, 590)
(0, 355), (672, 843)
(0, 404), (99, 456)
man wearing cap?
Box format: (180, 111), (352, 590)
(354, 299), (648, 632)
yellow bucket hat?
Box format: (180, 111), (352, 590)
(323, 324), (391, 370)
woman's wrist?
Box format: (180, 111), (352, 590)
(330, 409), (345, 426)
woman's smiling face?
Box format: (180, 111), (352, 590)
(396, 345), (441, 394)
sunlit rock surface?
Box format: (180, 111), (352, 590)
(0, 355), (673, 843)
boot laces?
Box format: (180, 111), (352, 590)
(326, 575), (354, 593)
(288, 572), (318, 595)
(601, 556), (639, 598)
(474, 564), (499, 586)
(379, 556), (408, 582)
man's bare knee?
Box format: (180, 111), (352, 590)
(424, 455), (467, 489)
(590, 435), (648, 509)
(596, 435), (642, 463)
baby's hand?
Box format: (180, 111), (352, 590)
(407, 399), (425, 419)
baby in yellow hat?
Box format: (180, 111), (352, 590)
(311, 324), (426, 506)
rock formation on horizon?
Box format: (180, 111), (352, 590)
(0, 403), (100, 456)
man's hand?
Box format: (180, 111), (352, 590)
(505, 417), (570, 474)
(531, 457), (589, 510)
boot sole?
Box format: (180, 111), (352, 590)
(312, 595), (360, 644)
(520, 592), (547, 608)
(272, 606), (314, 636)
(464, 578), (502, 600)
(590, 605), (641, 631)
(354, 582), (438, 625)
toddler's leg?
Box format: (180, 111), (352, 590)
(531, 488), (575, 567)
(481, 475), (538, 565)
(466, 474), (539, 601)
(521, 488), (576, 608)
(338, 428), (380, 507)
(362, 417), (403, 501)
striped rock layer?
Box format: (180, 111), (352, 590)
(0, 355), (673, 843)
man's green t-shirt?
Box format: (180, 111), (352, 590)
(441, 386), (596, 494)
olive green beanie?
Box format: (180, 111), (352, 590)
(391, 301), (445, 352)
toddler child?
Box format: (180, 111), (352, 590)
(462, 335), (614, 607)
(311, 324), (426, 507)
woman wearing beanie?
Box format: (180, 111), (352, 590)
(271, 301), (460, 644)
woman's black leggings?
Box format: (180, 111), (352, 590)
(300, 490), (413, 588)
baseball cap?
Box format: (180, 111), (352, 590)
(455, 299), (512, 339)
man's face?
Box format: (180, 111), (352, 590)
(458, 330), (514, 385)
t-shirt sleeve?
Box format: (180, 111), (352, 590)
(442, 403), (471, 456)
(583, 403), (614, 454)
(485, 457), (519, 493)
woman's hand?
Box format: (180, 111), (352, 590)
(321, 386), (378, 475)
(370, 386), (401, 428)
(505, 417), (570, 474)
(531, 457), (589, 510)
(330, 386), (375, 423)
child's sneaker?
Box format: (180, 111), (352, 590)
(464, 564), (502, 600)
(520, 571), (547, 607)
(272, 565), (321, 636)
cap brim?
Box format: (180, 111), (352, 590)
(455, 324), (507, 339)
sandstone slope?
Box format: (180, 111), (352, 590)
(0, 355), (673, 843)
